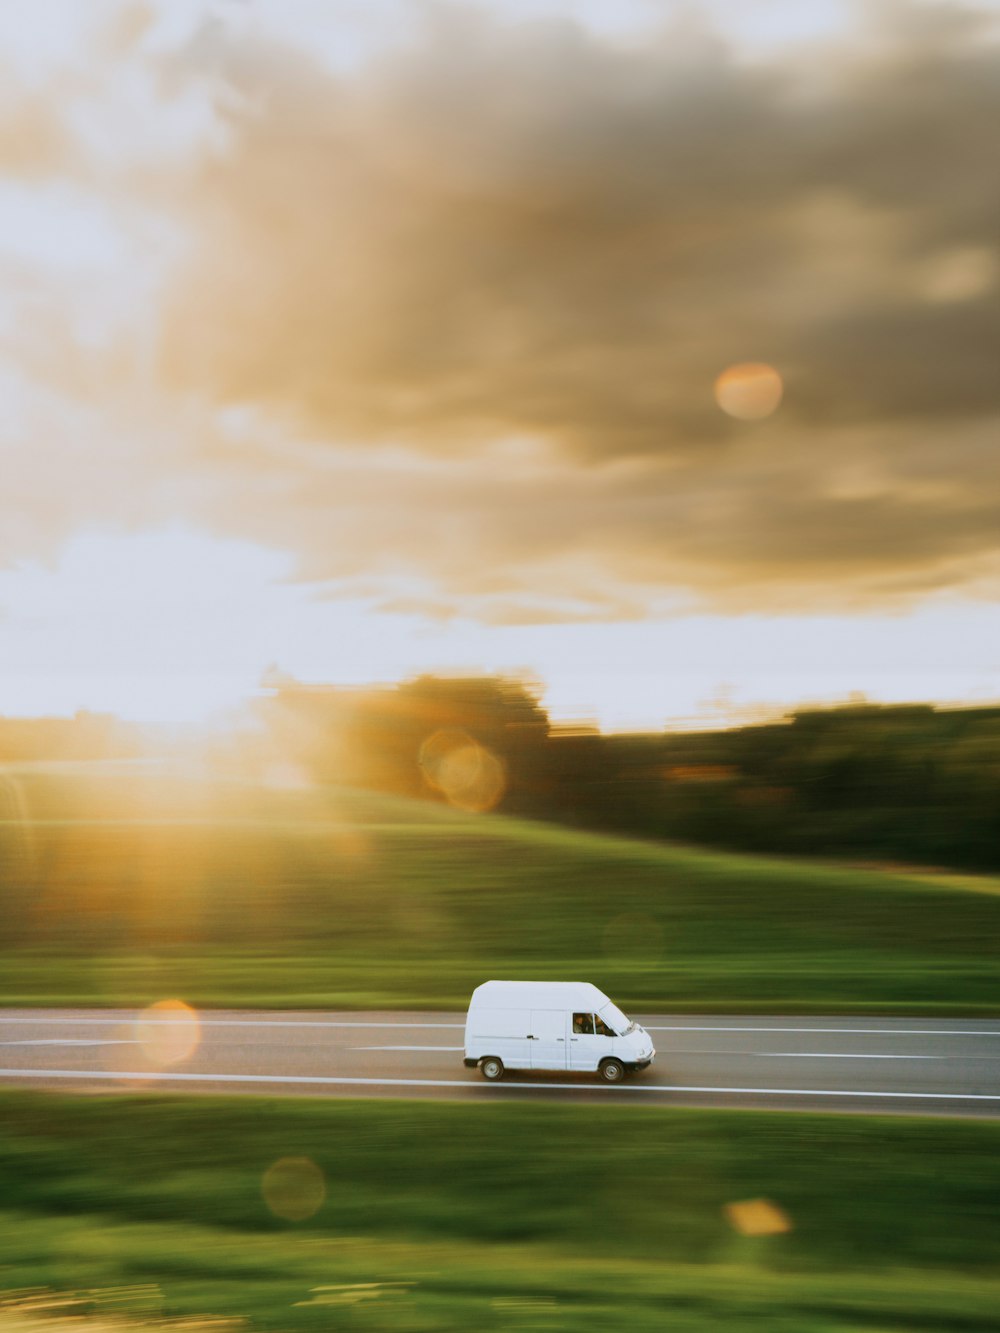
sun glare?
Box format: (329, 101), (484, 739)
(0, 529), (295, 724)
(0, 528), (996, 735)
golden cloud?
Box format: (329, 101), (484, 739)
(0, 3), (997, 617)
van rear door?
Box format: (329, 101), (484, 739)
(529, 1009), (567, 1070)
(469, 1006), (532, 1070)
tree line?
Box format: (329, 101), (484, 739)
(261, 676), (1000, 872)
(0, 682), (994, 871)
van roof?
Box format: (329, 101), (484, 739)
(468, 980), (612, 1010)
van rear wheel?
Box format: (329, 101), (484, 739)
(480, 1057), (504, 1082)
(599, 1058), (626, 1083)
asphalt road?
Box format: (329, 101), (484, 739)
(1, 1009), (999, 1117)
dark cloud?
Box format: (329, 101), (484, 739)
(5, 2), (998, 618)
(160, 5), (999, 450)
(175, 409), (995, 621)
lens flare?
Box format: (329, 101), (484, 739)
(134, 999), (201, 1067)
(724, 1198), (792, 1236)
(0, 774), (37, 880)
(101, 1022), (154, 1085)
(262, 1157), (327, 1221)
(714, 362), (783, 420)
(419, 729), (506, 813)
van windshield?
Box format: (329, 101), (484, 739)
(600, 1002), (635, 1036)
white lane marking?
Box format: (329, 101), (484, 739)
(0, 1067), (998, 1102)
(356, 1045), (463, 1052)
(0, 1018), (465, 1029)
(645, 1026), (1000, 1036)
(0, 1039), (134, 1047)
(757, 1052), (941, 1059)
(4, 1016), (999, 1037)
(357, 1048), (954, 1060)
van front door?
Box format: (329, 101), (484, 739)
(528, 1009), (567, 1070)
(569, 1012), (615, 1071)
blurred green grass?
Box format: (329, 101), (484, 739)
(1, 1093), (998, 1330)
(1, 769), (999, 1012)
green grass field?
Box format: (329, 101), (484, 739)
(1, 766), (999, 1012)
(0, 1092), (998, 1331)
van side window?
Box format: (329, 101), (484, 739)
(572, 1013), (595, 1035)
(594, 1015), (616, 1037)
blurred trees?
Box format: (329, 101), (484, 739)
(260, 674), (550, 812)
(260, 679), (1000, 870)
(565, 704), (1000, 872)
(4, 686), (997, 872)
(0, 712), (140, 763)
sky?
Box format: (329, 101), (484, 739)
(0, 0), (998, 728)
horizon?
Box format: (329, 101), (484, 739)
(0, 670), (996, 744)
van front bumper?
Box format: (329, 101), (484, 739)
(463, 1057), (478, 1068)
(627, 1059), (652, 1072)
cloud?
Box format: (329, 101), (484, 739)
(1, 1), (998, 620)
(160, 6), (999, 438)
(179, 413), (997, 619)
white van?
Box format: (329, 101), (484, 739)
(463, 980), (655, 1082)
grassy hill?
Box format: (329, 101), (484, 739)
(1, 764), (998, 1012)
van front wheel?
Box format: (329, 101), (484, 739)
(480, 1057), (504, 1082)
(599, 1058), (626, 1083)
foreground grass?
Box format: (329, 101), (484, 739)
(1, 769), (999, 1012)
(0, 1092), (998, 1330)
